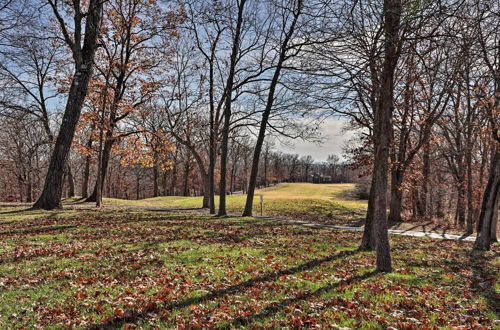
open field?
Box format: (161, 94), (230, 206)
(104, 183), (368, 225)
(0, 208), (498, 328)
(100, 183), (489, 236)
(1, 183), (495, 237)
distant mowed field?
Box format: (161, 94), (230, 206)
(104, 183), (367, 225)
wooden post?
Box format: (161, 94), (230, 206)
(260, 194), (263, 216)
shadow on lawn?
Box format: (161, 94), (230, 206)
(468, 250), (500, 314)
(389, 221), (473, 238)
(405, 249), (499, 315)
(0, 208), (67, 223)
(0, 224), (77, 235)
(229, 270), (377, 327)
(0, 207), (36, 216)
(90, 249), (361, 329)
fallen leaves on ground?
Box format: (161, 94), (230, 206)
(0, 209), (498, 328)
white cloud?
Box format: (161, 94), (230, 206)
(278, 117), (356, 162)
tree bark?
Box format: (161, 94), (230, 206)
(466, 147), (474, 234)
(66, 163), (75, 198)
(81, 136), (93, 198)
(218, 0), (246, 216)
(183, 158), (190, 197)
(456, 163), (466, 227)
(418, 143), (431, 217)
(95, 120), (105, 207)
(153, 164), (159, 197)
(388, 168), (403, 223)
(230, 164), (236, 194)
(86, 137), (114, 202)
(264, 149), (269, 187)
(490, 191), (499, 243)
(370, 0), (401, 272)
(359, 183), (375, 250)
(171, 162), (177, 196)
(474, 146), (500, 250)
(202, 174), (210, 209)
(33, 0), (103, 210)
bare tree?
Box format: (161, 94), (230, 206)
(33, 0), (104, 209)
(243, 0), (303, 216)
(474, 0), (500, 250)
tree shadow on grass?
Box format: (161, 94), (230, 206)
(89, 249), (360, 329)
(0, 209), (68, 226)
(405, 250), (500, 316)
(0, 207), (36, 216)
(230, 270), (377, 327)
(0, 223), (77, 236)
(468, 250), (500, 315)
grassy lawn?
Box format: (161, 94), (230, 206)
(0, 208), (498, 328)
(98, 183), (491, 236)
(103, 183), (368, 225)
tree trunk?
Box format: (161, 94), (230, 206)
(26, 170), (33, 203)
(456, 181), (466, 227)
(162, 171), (168, 196)
(388, 168), (403, 223)
(33, 0), (103, 210)
(208, 75), (217, 213)
(86, 137), (114, 202)
(66, 164), (75, 198)
(264, 151), (269, 187)
(466, 149), (474, 234)
(474, 147), (500, 250)
(171, 163), (177, 196)
(369, 0), (401, 273)
(208, 153), (216, 213)
(218, 103), (231, 214)
(359, 183), (375, 250)
(183, 159), (190, 197)
(153, 164), (159, 197)
(95, 122), (105, 207)
(136, 171), (140, 200)
(218, 0), (246, 217)
(81, 137), (92, 198)
(33, 65), (96, 209)
(202, 174), (210, 209)
(242, 0), (301, 216)
(434, 171), (445, 218)
(490, 191), (499, 243)
(230, 164), (236, 194)
(418, 143), (430, 217)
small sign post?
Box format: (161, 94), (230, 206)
(260, 194), (263, 216)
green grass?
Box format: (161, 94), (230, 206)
(103, 183), (367, 225)
(0, 208), (498, 328)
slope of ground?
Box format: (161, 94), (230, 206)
(98, 183), (494, 236)
(3, 183), (495, 236)
(103, 183), (367, 225)
(0, 208), (498, 328)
